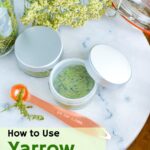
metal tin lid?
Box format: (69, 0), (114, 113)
(15, 26), (63, 72)
(85, 45), (132, 87)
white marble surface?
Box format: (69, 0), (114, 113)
(0, 0), (150, 149)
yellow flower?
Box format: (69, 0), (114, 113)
(22, 0), (112, 30)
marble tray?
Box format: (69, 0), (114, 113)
(0, 0), (150, 149)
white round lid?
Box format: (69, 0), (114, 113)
(15, 26), (62, 71)
(87, 45), (132, 86)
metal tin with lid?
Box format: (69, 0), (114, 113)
(49, 44), (132, 107)
(15, 26), (63, 77)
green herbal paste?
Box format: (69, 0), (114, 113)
(54, 65), (94, 99)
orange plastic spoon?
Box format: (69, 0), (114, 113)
(10, 84), (111, 139)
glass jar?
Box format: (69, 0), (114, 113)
(113, 0), (150, 35)
(0, 0), (18, 57)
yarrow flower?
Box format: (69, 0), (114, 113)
(22, 0), (112, 30)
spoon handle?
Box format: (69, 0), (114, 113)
(29, 94), (99, 128)
(10, 84), (110, 139)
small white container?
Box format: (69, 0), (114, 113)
(15, 26), (63, 77)
(49, 45), (132, 107)
(49, 58), (98, 107)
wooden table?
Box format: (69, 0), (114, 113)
(144, 33), (150, 44)
(128, 34), (150, 150)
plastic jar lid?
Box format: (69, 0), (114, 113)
(113, 0), (150, 35)
(15, 26), (63, 77)
(85, 45), (132, 87)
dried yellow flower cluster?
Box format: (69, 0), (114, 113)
(22, 0), (112, 29)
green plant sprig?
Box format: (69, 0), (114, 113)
(1, 89), (44, 121)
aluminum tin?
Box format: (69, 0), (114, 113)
(15, 26), (63, 78)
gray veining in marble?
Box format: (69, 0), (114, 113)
(0, 0), (150, 150)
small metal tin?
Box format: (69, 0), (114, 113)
(49, 58), (98, 108)
(15, 26), (63, 77)
(85, 44), (132, 87)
